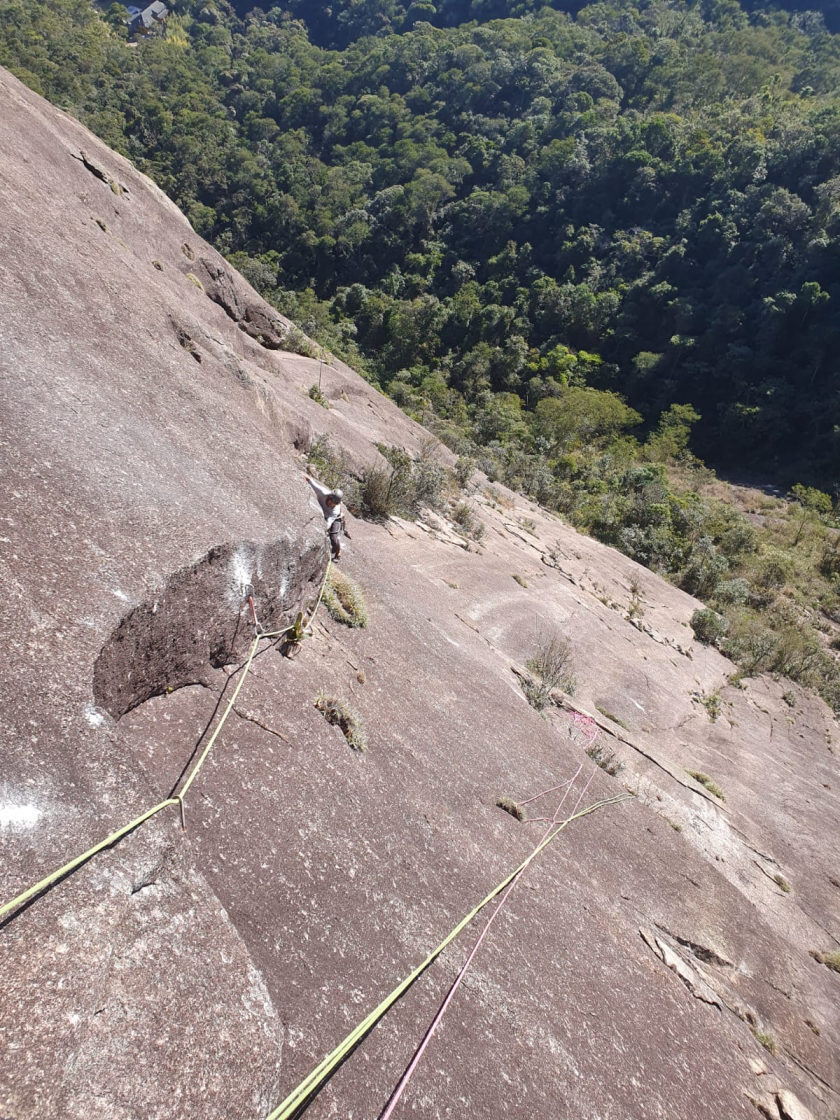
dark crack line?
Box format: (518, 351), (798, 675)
(785, 1050), (838, 1095)
(230, 706), (291, 744)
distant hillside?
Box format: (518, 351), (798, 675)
(2, 0), (840, 486)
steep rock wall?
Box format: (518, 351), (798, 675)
(1, 67), (838, 1120)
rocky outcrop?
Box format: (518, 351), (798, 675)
(1, 66), (838, 1120)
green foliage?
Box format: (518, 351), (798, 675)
(6, 0), (840, 482)
(595, 705), (629, 731)
(751, 1029), (777, 1055)
(812, 949), (840, 973)
(532, 389), (642, 451)
(691, 607), (727, 646)
(361, 442), (450, 521)
(451, 500), (485, 540)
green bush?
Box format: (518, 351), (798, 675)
(359, 464), (395, 520)
(690, 608), (726, 646)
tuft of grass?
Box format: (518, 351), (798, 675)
(782, 690), (796, 707)
(703, 690), (721, 721)
(586, 744), (624, 776)
(685, 770), (726, 801)
(512, 573), (528, 587)
(496, 797), (524, 821)
(308, 383), (329, 408)
(322, 569), (369, 628)
(774, 873), (791, 893)
(811, 949), (840, 973)
(751, 1028), (777, 1054)
(595, 704), (629, 730)
(186, 271), (205, 291)
(314, 693), (366, 752)
(667, 818), (683, 832)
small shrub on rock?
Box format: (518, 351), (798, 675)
(690, 607), (726, 646)
(523, 632), (576, 709)
(586, 744), (624, 776)
(811, 949), (840, 973)
(360, 463), (395, 520)
(452, 501), (485, 541)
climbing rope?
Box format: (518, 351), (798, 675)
(264, 787), (632, 1120)
(376, 764), (601, 1119)
(0, 559), (332, 925)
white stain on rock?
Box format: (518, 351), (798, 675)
(229, 549), (253, 605)
(85, 705), (106, 728)
(0, 804), (41, 829)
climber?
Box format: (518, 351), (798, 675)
(305, 475), (347, 561)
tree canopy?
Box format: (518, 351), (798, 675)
(2, 0), (840, 484)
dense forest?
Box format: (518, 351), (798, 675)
(3, 0), (840, 486)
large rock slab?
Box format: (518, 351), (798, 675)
(1, 66), (838, 1120)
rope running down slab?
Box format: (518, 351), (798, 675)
(264, 789), (631, 1120)
(0, 559), (332, 925)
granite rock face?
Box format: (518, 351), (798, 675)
(1, 68), (838, 1120)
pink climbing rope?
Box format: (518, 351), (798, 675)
(571, 710), (599, 745)
(376, 765), (598, 1120)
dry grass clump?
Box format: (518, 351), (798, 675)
(595, 704), (629, 730)
(322, 570), (368, 628)
(586, 744), (624, 776)
(315, 692), (366, 752)
(811, 949), (840, 973)
(751, 1028), (777, 1054)
(496, 797), (524, 821)
(685, 769), (726, 801)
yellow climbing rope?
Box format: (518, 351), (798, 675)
(0, 559), (332, 925)
(264, 791), (631, 1120)
(0, 799), (179, 922)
